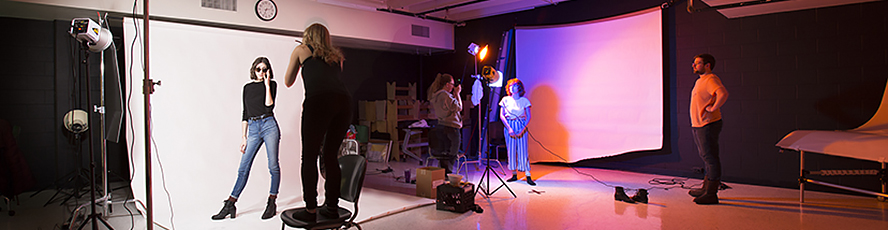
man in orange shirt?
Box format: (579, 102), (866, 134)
(688, 53), (729, 204)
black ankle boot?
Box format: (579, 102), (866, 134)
(694, 180), (720, 205)
(506, 174), (518, 182)
(526, 176), (536, 186)
(261, 197), (277, 219)
(631, 189), (648, 203)
(211, 200), (236, 220)
(318, 205), (340, 220)
(291, 208), (316, 223)
(688, 179), (708, 197)
(614, 187), (636, 203)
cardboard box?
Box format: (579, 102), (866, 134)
(416, 167), (445, 199)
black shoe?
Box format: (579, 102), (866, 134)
(261, 198), (276, 220)
(614, 187), (636, 203)
(211, 200), (236, 220)
(318, 205), (339, 220)
(688, 187), (705, 197)
(694, 193), (719, 204)
(506, 175), (518, 182)
(688, 179), (708, 197)
(526, 176), (536, 186)
(631, 189), (648, 204)
(290, 208), (316, 223)
(693, 180), (720, 205)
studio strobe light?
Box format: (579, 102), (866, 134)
(69, 18), (112, 52)
(67, 16), (115, 230)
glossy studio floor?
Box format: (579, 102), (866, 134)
(2, 159), (887, 230)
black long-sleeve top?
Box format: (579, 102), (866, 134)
(242, 80), (277, 121)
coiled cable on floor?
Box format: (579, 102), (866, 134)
(526, 129), (686, 192)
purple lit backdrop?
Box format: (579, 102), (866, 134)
(516, 7), (663, 163)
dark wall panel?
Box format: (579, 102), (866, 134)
(0, 17), (56, 191)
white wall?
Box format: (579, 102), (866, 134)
(8, 0), (453, 51)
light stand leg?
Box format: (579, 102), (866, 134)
(41, 135), (91, 206)
(40, 135), (91, 207)
(475, 155), (516, 198)
(881, 161), (886, 202)
(800, 150), (805, 203)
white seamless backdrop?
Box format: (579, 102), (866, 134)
(124, 18), (309, 229)
(516, 7), (663, 163)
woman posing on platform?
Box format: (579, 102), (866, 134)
(283, 23), (352, 222)
(500, 78), (535, 186)
(212, 56), (281, 220)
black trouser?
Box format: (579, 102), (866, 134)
(433, 125), (461, 174)
(301, 93), (352, 209)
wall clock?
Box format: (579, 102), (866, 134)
(255, 0), (277, 21)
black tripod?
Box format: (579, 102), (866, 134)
(32, 133), (91, 207)
(474, 78), (516, 198)
(74, 41), (113, 230)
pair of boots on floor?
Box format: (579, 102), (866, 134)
(212, 195), (277, 220)
(614, 187), (648, 204)
(688, 179), (719, 204)
(506, 174), (536, 186)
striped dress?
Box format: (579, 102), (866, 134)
(500, 96), (532, 174)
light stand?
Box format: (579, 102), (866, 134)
(143, 2), (158, 229)
(474, 78), (516, 198)
(69, 17), (114, 230)
(467, 43), (515, 198)
(74, 41), (114, 230)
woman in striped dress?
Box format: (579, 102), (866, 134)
(499, 78), (534, 186)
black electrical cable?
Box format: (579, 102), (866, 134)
(126, 0), (142, 185)
(125, 1), (142, 227)
(526, 129), (685, 192)
(150, 120), (176, 230)
(367, 168), (406, 182)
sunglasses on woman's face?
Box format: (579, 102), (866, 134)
(255, 68), (269, 73)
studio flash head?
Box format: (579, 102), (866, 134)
(69, 18), (112, 52)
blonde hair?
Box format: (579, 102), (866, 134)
(427, 73), (453, 100)
(303, 23), (344, 65)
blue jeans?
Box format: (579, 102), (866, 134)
(691, 120), (722, 181)
(230, 116), (281, 199)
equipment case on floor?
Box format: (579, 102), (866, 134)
(436, 182), (474, 213)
